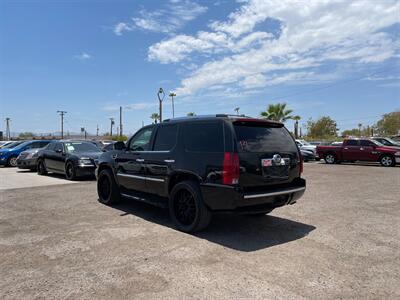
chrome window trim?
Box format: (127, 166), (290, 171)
(244, 187), (305, 199)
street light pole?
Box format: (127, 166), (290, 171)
(157, 88), (165, 122)
(109, 117), (114, 137)
(169, 92), (176, 118)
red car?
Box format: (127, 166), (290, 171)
(316, 138), (400, 167)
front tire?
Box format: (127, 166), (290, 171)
(324, 153), (337, 164)
(65, 162), (76, 180)
(169, 180), (212, 233)
(97, 168), (121, 205)
(37, 159), (48, 175)
(380, 155), (395, 167)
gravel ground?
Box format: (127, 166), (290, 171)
(0, 163), (399, 299)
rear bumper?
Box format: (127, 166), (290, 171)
(201, 178), (306, 211)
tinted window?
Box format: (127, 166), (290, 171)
(360, 140), (375, 147)
(153, 124), (178, 151)
(183, 122), (224, 152)
(234, 123), (297, 153)
(54, 143), (64, 152)
(346, 140), (359, 146)
(129, 127), (154, 151)
(46, 142), (56, 151)
(39, 141), (50, 148)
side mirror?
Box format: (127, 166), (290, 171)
(114, 141), (126, 151)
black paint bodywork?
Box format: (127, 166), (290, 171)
(96, 116), (306, 212)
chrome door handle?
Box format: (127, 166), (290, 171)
(360, 147), (364, 150)
(136, 158), (145, 162)
(344, 147), (348, 150)
(164, 159), (175, 163)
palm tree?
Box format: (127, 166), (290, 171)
(260, 103), (294, 122)
(150, 113), (160, 124)
(187, 112), (196, 116)
(292, 115), (301, 138)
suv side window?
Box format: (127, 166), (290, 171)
(39, 141), (50, 148)
(46, 142), (56, 151)
(183, 122), (224, 152)
(153, 124), (178, 151)
(346, 140), (358, 146)
(128, 127), (154, 151)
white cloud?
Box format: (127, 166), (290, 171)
(147, 0), (400, 95)
(114, 0), (207, 35)
(114, 22), (134, 36)
(74, 52), (92, 60)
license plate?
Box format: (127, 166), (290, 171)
(261, 158), (289, 167)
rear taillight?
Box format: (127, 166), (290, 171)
(222, 152), (239, 185)
(299, 155), (304, 175)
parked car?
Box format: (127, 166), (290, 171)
(17, 143), (52, 171)
(316, 138), (400, 167)
(295, 139), (320, 161)
(36, 140), (104, 180)
(0, 141), (24, 150)
(0, 140), (51, 167)
(102, 141), (119, 151)
(300, 149), (316, 162)
(96, 115), (306, 232)
(371, 137), (400, 147)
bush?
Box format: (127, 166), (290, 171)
(112, 135), (128, 142)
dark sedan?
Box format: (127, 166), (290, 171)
(36, 140), (103, 180)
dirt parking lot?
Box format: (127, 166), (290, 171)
(0, 163), (399, 299)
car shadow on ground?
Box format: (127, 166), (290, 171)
(16, 169), (97, 181)
(110, 198), (316, 252)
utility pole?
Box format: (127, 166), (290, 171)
(57, 111), (67, 139)
(119, 106), (123, 137)
(169, 92), (176, 118)
(157, 88), (165, 122)
(5, 117), (11, 140)
(96, 124), (99, 137)
(109, 118), (114, 137)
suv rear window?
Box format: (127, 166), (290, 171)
(234, 123), (297, 153)
(183, 122), (224, 152)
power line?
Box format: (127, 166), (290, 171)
(57, 111), (67, 139)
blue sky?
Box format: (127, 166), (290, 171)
(0, 0), (399, 136)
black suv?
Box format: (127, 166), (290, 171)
(96, 115), (306, 232)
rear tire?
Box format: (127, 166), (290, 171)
(324, 153), (336, 164)
(7, 156), (18, 167)
(169, 180), (212, 233)
(380, 155), (395, 167)
(37, 159), (48, 175)
(97, 168), (121, 205)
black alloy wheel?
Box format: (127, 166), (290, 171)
(169, 180), (211, 233)
(97, 168), (120, 204)
(37, 160), (47, 175)
(65, 162), (76, 180)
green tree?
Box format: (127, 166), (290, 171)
(150, 113), (160, 124)
(19, 132), (35, 138)
(307, 116), (338, 139)
(260, 103), (294, 122)
(187, 112), (196, 116)
(112, 135), (128, 142)
(376, 111), (400, 136)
